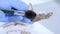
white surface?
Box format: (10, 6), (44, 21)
(0, 22), (54, 34)
(32, 0), (60, 34)
(22, 0), (53, 5)
(22, 0), (60, 34)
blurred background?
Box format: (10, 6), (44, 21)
(22, 0), (60, 34)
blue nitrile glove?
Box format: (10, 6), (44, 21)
(0, 10), (8, 22)
(0, 0), (33, 24)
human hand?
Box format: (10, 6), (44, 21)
(0, 0), (32, 24)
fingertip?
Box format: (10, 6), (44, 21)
(22, 17), (33, 24)
(17, 16), (23, 21)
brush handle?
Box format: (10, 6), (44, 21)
(1, 9), (25, 16)
(1, 9), (14, 14)
(1, 9), (36, 20)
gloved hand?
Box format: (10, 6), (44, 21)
(0, 0), (33, 24)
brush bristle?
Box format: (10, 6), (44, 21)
(25, 10), (36, 20)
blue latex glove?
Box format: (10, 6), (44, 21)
(0, 0), (33, 24)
